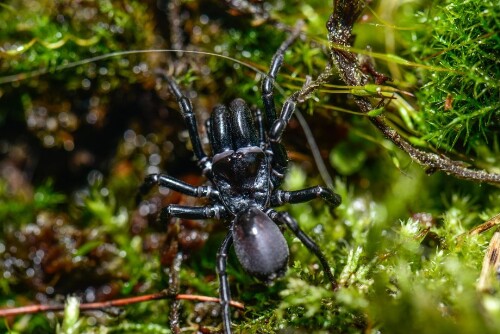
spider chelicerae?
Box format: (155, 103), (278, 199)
(137, 28), (341, 334)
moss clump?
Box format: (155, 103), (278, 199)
(410, 0), (500, 159)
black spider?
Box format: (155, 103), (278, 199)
(137, 29), (341, 333)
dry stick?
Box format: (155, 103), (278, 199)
(477, 230), (500, 292)
(369, 116), (500, 183)
(326, 0), (500, 184)
(169, 250), (183, 334)
(0, 292), (244, 318)
(469, 213), (500, 236)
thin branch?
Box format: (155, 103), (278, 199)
(169, 249), (183, 334)
(368, 117), (500, 183)
(0, 292), (244, 318)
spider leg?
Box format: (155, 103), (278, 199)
(267, 209), (337, 290)
(261, 26), (302, 129)
(155, 70), (211, 175)
(136, 173), (219, 204)
(269, 93), (300, 145)
(261, 28), (302, 184)
(270, 186), (341, 208)
(159, 203), (226, 222)
(217, 232), (234, 334)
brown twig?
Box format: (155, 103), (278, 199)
(169, 250), (183, 334)
(477, 230), (500, 292)
(368, 116), (500, 183)
(0, 292), (244, 318)
(469, 213), (500, 236)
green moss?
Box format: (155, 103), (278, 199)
(1, 0), (500, 333)
(409, 0), (500, 158)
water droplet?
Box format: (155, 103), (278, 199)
(43, 135), (55, 147)
(149, 153), (161, 165)
(82, 78), (91, 89)
(200, 15), (209, 24)
(26, 268), (35, 277)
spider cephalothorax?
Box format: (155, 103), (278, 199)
(138, 28), (341, 334)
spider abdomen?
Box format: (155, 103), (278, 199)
(232, 207), (289, 283)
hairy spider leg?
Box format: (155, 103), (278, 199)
(270, 186), (342, 208)
(155, 70), (212, 175)
(266, 209), (337, 290)
(216, 233), (234, 334)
